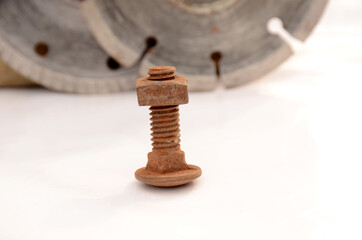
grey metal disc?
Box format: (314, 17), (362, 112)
(81, 0), (328, 91)
(0, 0), (138, 93)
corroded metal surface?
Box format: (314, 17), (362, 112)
(135, 66), (201, 187)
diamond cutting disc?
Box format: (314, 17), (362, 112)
(0, 0), (138, 93)
(81, 0), (328, 91)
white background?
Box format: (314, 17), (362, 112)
(1, 1), (362, 239)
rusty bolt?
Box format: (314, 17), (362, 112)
(135, 66), (202, 187)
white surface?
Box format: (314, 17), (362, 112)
(1, 1), (362, 239)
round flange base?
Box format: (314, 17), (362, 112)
(135, 164), (202, 187)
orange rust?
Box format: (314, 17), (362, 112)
(212, 26), (220, 33)
(135, 66), (201, 187)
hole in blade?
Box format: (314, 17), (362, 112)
(107, 56), (121, 70)
(210, 51), (222, 78)
(34, 42), (49, 57)
(267, 17), (303, 52)
(146, 37), (157, 49)
(139, 36), (158, 62)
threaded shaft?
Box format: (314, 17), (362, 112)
(150, 105), (181, 150)
(147, 66), (176, 80)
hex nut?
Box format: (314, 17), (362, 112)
(136, 75), (189, 106)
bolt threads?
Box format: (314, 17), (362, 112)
(147, 66), (176, 80)
(150, 105), (181, 150)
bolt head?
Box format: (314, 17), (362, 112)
(146, 150), (188, 173)
(136, 75), (189, 106)
(135, 165), (202, 187)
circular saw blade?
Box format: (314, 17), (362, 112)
(0, 0), (138, 93)
(81, 0), (328, 91)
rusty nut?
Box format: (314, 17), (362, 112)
(136, 75), (189, 106)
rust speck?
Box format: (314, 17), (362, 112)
(212, 26), (220, 33)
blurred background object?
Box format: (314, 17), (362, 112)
(81, 0), (328, 91)
(0, 0), (328, 93)
(0, 0), (139, 93)
(0, 59), (36, 87)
